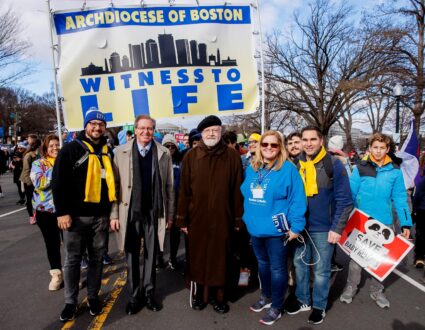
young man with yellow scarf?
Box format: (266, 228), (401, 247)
(52, 108), (116, 322)
(340, 133), (412, 309)
(285, 126), (353, 325)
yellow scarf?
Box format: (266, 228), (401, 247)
(82, 141), (116, 203)
(46, 156), (56, 166)
(299, 146), (327, 197)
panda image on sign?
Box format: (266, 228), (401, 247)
(364, 219), (395, 245)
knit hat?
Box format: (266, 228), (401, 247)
(248, 133), (261, 142)
(162, 134), (178, 148)
(189, 129), (201, 147)
(84, 107), (106, 127)
(328, 135), (344, 151)
(197, 115), (222, 132)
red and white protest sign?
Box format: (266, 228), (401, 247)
(174, 133), (185, 143)
(338, 209), (413, 282)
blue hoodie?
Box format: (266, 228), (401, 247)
(241, 160), (306, 237)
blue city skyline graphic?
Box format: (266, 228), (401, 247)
(81, 32), (238, 76)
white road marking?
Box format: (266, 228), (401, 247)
(394, 269), (425, 293)
(0, 207), (26, 218)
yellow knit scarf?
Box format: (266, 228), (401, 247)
(82, 141), (116, 203)
(299, 146), (327, 197)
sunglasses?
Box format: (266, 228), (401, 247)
(165, 144), (176, 149)
(261, 142), (279, 149)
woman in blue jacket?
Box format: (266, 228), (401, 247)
(241, 131), (306, 326)
(340, 133), (412, 309)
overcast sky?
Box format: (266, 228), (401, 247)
(1, 0), (385, 131)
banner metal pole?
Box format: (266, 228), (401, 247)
(255, 0), (266, 134)
(46, 0), (63, 146)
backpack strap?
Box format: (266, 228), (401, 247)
(323, 153), (334, 179)
(73, 139), (91, 170)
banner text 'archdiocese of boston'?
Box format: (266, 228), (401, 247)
(53, 5), (259, 130)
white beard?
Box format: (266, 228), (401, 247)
(203, 137), (220, 147)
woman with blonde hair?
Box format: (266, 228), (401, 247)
(241, 130), (306, 325)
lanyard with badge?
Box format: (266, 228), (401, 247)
(252, 164), (274, 198)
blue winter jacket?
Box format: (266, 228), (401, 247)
(297, 153), (353, 234)
(350, 159), (413, 228)
(241, 160), (306, 237)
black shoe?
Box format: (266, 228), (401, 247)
(88, 298), (103, 316)
(16, 199), (25, 205)
(331, 263), (343, 272)
(285, 301), (311, 315)
(146, 295), (162, 312)
(126, 302), (142, 315)
(60, 304), (76, 322)
(213, 302), (229, 314)
(192, 298), (208, 311)
(308, 308), (326, 325)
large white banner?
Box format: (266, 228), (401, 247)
(53, 5), (259, 130)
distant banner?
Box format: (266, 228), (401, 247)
(338, 209), (413, 282)
(53, 5), (259, 130)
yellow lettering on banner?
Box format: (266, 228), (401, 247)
(65, 16), (76, 30)
(209, 8), (217, 20)
(169, 10), (178, 23)
(157, 10), (164, 23)
(75, 15), (86, 28)
(190, 9), (199, 21)
(86, 13), (94, 26)
(105, 11), (114, 24)
(233, 9), (243, 21)
(179, 10), (186, 22)
(94, 12), (105, 25)
(224, 9), (233, 21)
(121, 11), (131, 23)
(199, 9), (209, 20)
(215, 8), (224, 20)
(115, 10), (121, 23)
(131, 11), (140, 23)
(148, 10), (157, 23)
(140, 11), (147, 22)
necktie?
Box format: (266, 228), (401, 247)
(141, 148), (146, 157)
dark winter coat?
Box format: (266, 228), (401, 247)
(176, 140), (244, 286)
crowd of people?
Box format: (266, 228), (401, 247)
(0, 108), (422, 326)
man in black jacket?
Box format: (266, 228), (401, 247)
(52, 108), (117, 322)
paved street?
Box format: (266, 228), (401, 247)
(0, 172), (424, 330)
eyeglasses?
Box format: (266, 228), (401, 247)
(261, 142), (279, 149)
(88, 121), (106, 128)
(248, 140), (258, 145)
(164, 144), (176, 150)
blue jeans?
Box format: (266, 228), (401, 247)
(293, 231), (334, 310)
(251, 236), (288, 309)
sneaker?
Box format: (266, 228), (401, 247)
(370, 291), (390, 308)
(331, 263), (343, 272)
(102, 254), (112, 265)
(250, 296), (272, 312)
(308, 308), (326, 324)
(285, 301), (311, 315)
(415, 259), (424, 269)
(168, 259), (178, 270)
(81, 257), (89, 270)
(340, 285), (357, 304)
(259, 307), (281, 326)
(238, 268), (250, 287)
(88, 298), (103, 316)
(60, 304), (76, 322)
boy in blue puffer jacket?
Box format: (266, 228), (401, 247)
(340, 133), (412, 309)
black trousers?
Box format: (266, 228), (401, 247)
(36, 210), (62, 270)
(16, 182), (25, 200)
(414, 210), (425, 259)
(169, 225), (181, 263)
(125, 213), (157, 304)
(24, 183), (34, 217)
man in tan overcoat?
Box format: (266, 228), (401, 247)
(176, 115), (244, 314)
(110, 115), (174, 315)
